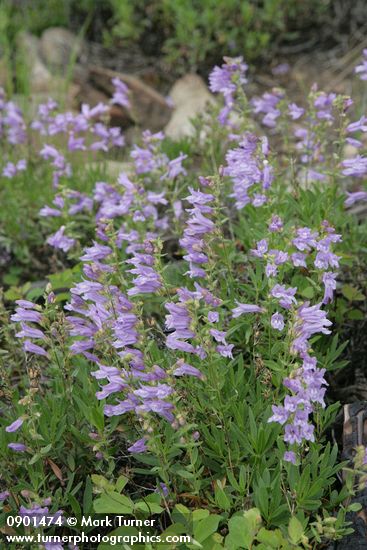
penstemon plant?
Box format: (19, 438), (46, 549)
(0, 54), (367, 549)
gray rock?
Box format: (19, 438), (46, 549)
(17, 32), (53, 93)
(164, 74), (215, 140)
(89, 66), (172, 131)
(39, 27), (87, 74)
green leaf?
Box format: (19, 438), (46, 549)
(116, 474), (129, 493)
(134, 500), (163, 514)
(348, 502), (362, 512)
(347, 309), (364, 320)
(91, 474), (115, 492)
(192, 509), (210, 522)
(288, 516), (304, 544)
(256, 527), (285, 547)
(94, 492), (134, 514)
(226, 509), (262, 549)
(300, 286), (314, 299)
(68, 493), (82, 519)
(214, 482), (231, 511)
(194, 515), (222, 543)
(83, 476), (93, 515)
(341, 285), (365, 302)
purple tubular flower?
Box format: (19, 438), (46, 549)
(216, 343), (234, 358)
(232, 301), (264, 318)
(104, 398), (137, 417)
(127, 437), (147, 453)
(165, 301), (195, 353)
(292, 227), (318, 251)
(209, 329), (226, 343)
(291, 253), (307, 268)
(271, 312), (285, 331)
(68, 133), (86, 151)
(111, 77), (130, 108)
(268, 215), (283, 232)
(284, 451), (297, 464)
(134, 384), (173, 400)
(346, 116), (367, 133)
(162, 153), (187, 180)
(11, 309), (42, 323)
(341, 156), (367, 177)
(47, 226), (75, 252)
(346, 137), (363, 148)
(135, 392), (175, 421)
(208, 311), (219, 323)
(265, 263), (278, 277)
(355, 49), (367, 80)
(0, 491), (9, 501)
(314, 92), (336, 121)
(292, 302), (332, 354)
(80, 242), (112, 262)
(271, 284), (297, 309)
(16, 324), (45, 339)
(8, 443), (27, 452)
(322, 272), (337, 304)
(156, 482), (169, 497)
(5, 417), (23, 432)
(39, 205), (62, 217)
(284, 424), (302, 444)
(251, 239), (268, 257)
(23, 340), (49, 358)
(288, 103), (304, 120)
(173, 360), (203, 379)
(345, 191), (367, 206)
(15, 300), (37, 309)
(251, 90), (283, 128)
(314, 250), (340, 270)
(268, 405), (289, 424)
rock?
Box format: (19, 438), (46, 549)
(164, 74), (215, 140)
(17, 32), (54, 93)
(40, 27), (87, 73)
(343, 143), (359, 159)
(89, 65), (172, 131)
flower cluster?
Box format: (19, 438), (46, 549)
(224, 132), (273, 209)
(131, 129), (187, 179)
(2, 159), (27, 178)
(11, 299), (49, 358)
(0, 88), (26, 145)
(251, 89), (284, 128)
(209, 56), (248, 124)
(236, 217), (341, 461)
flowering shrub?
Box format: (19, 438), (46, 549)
(0, 54), (367, 548)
